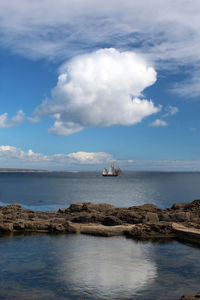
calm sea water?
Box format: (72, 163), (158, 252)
(0, 171), (200, 210)
(0, 171), (200, 299)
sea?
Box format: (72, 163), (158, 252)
(0, 171), (200, 299)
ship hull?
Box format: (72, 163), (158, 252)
(102, 174), (118, 176)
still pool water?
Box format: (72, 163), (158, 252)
(0, 233), (200, 300)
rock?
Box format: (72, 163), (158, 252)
(159, 212), (172, 222)
(172, 223), (200, 245)
(69, 202), (115, 213)
(179, 293), (200, 299)
(145, 212), (159, 223)
(80, 224), (134, 237)
(171, 203), (187, 210)
(64, 221), (80, 233)
(102, 216), (123, 226)
(0, 222), (13, 232)
(69, 203), (84, 212)
(12, 203), (21, 208)
(49, 223), (65, 232)
(91, 203), (115, 212)
(189, 199), (200, 208)
(129, 203), (159, 212)
(13, 221), (25, 230)
(28, 212), (36, 220)
(50, 217), (66, 224)
(25, 221), (49, 231)
(116, 209), (143, 224)
(58, 208), (67, 213)
(126, 222), (175, 239)
(72, 214), (95, 223)
(72, 212), (104, 224)
(0, 200), (199, 243)
(171, 212), (191, 222)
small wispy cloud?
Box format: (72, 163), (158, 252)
(149, 105), (178, 127)
(0, 110), (25, 128)
(149, 119), (168, 127)
(171, 68), (200, 99)
(163, 105), (179, 118)
(0, 110), (42, 129)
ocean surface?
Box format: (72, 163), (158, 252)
(0, 171), (200, 299)
(0, 171), (200, 210)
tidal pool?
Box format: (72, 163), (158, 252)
(0, 233), (199, 299)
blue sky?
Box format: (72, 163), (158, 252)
(0, 0), (200, 171)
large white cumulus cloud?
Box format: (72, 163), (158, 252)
(36, 48), (159, 135)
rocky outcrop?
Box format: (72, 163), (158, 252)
(125, 222), (175, 239)
(178, 293), (200, 299)
(0, 200), (200, 240)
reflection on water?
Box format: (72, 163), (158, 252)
(0, 234), (200, 299)
(56, 235), (156, 298)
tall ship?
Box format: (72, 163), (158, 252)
(102, 163), (121, 176)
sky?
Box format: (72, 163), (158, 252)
(0, 0), (200, 171)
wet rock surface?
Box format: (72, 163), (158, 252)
(0, 199), (200, 240)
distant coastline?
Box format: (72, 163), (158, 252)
(0, 168), (51, 173)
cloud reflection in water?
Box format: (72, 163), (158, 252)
(54, 235), (157, 298)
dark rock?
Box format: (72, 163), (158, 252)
(159, 212), (172, 222)
(179, 293), (200, 299)
(58, 208), (67, 213)
(189, 199), (200, 208)
(171, 203), (189, 210)
(49, 223), (65, 232)
(102, 216), (123, 226)
(171, 211), (191, 222)
(28, 213), (36, 220)
(115, 209), (143, 224)
(13, 221), (25, 230)
(69, 203), (84, 212)
(72, 213), (104, 224)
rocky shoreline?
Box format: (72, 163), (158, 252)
(0, 199), (200, 242)
(1, 200), (200, 300)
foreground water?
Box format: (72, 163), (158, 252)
(0, 233), (200, 300)
(0, 171), (200, 299)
